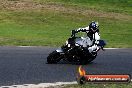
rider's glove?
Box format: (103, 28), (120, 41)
(71, 30), (76, 37)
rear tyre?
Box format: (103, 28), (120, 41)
(47, 51), (61, 64)
(87, 52), (97, 63)
(80, 59), (87, 65)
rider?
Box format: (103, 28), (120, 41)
(71, 21), (100, 53)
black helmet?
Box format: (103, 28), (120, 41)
(89, 21), (99, 33)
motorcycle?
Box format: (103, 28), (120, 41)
(47, 30), (106, 65)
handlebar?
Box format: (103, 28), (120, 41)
(71, 29), (88, 38)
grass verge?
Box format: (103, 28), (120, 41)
(0, 0), (131, 47)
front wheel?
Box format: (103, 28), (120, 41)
(47, 51), (61, 64)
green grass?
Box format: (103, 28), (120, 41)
(34, 0), (132, 15)
(63, 82), (132, 88)
(0, 0), (131, 47)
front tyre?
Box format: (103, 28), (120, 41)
(47, 51), (61, 64)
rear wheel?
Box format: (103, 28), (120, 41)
(79, 59), (88, 65)
(47, 51), (61, 64)
(73, 55), (87, 65)
(87, 52), (97, 63)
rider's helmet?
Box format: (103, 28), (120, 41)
(89, 21), (99, 33)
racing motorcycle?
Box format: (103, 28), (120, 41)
(47, 30), (106, 64)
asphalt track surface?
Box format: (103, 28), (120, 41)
(0, 46), (132, 86)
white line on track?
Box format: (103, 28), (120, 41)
(104, 48), (119, 49)
(18, 46), (37, 48)
(0, 81), (77, 88)
(0, 79), (132, 88)
(1, 80), (132, 88)
(18, 46), (120, 49)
